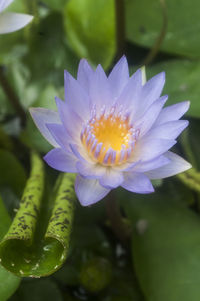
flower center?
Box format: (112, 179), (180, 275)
(81, 107), (138, 166)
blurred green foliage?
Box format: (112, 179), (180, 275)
(0, 0), (200, 300)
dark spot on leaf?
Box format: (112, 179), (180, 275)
(24, 212), (37, 219)
(64, 218), (69, 224)
(139, 25), (146, 33)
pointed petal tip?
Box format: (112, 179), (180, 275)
(29, 106), (53, 118)
(43, 148), (77, 173)
(117, 54), (128, 64)
(79, 58), (90, 66)
(145, 152), (192, 179)
(78, 58), (95, 74)
(160, 70), (165, 79)
(0, 12), (33, 34)
(55, 96), (63, 106)
(75, 175), (110, 206)
(181, 161), (192, 172)
(184, 100), (190, 110)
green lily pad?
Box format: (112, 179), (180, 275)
(64, 0), (116, 69)
(146, 59), (200, 118)
(120, 186), (200, 301)
(126, 0), (200, 58)
(9, 278), (63, 301)
(25, 11), (79, 83)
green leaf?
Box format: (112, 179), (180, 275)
(0, 0), (31, 63)
(80, 257), (112, 293)
(0, 85), (13, 120)
(25, 12), (79, 83)
(43, 0), (69, 11)
(0, 149), (27, 197)
(181, 119), (200, 170)
(146, 59), (200, 118)
(177, 168), (200, 194)
(20, 115), (52, 153)
(0, 127), (13, 151)
(104, 266), (144, 301)
(120, 188), (200, 301)
(9, 279), (63, 301)
(64, 0), (116, 69)
(0, 153), (76, 277)
(0, 196), (20, 301)
(33, 84), (58, 110)
(126, 0), (200, 58)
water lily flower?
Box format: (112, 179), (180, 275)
(0, 0), (33, 34)
(30, 56), (191, 206)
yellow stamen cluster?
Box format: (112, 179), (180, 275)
(81, 111), (136, 166)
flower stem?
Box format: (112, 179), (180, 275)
(142, 0), (168, 66)
(115, 0), (126, 59)
(0, 65), (26, 126)
(106, 190), (131, 243)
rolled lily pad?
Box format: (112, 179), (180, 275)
(0, 152), (76, 277)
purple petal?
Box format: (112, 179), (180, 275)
(44, 148), (77, 172)
(134, 138), (176, 162)
(145, 151), (192, 179)
(77, 59), (94, 92)
(0, 0), (13, 12)
(89, 64), (113, 110)
(75, 175), (110, 206)
(0, 12), (33, 34)
(138, 72), (165, 116)
(122, 172), (154, 193)
(148, 120), (189, 140)
(131, 155), (170, 172)
(154, 101), (190, 126)
(70, 143), (94, 164)
(46, 123), (72, 152)
(29, 107), (60, 147)
(55, 97), (83, 142)
(64, 70), (90, 118)
(135, 95), (168, 137)
(108, 56), (129, 99)
(116, 69), (142, 113)
(76, 160), (105, 179)
(99, 169), (124, 189)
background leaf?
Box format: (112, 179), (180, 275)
(9, 278), (63, 301)
(0, 149), (26, 197)
(146, 60), (200, 118)
(120, 184), (200, 301)
(0, 196), (20, 301)
(64, 0), (116, 69)
(125, 0), (200, 58)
